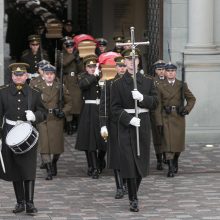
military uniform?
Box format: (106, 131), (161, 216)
(75, 55), (106, 179)
(0, 62), (47, 214)
(155, 63), (196, 177)
(112, 35), (124, 53)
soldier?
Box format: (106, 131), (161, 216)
(20, 35), (49, 79)
(123, 38), (132, 50)
(62, 19), (75, 37)
(75, 55), (106, 179)
(0, 63), (47, 214)
(150, 60), (166, 170)
(111, 49), (158, 212)
(112, 35), (124, 53)
(155, 62), (196, 177)
(96, 38), (108, 56)
(35, 64), (72, 180)
(62, 39), (83, 135)
(99, 56), (127, 199)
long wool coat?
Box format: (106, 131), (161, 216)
(111, 71), (158, 178)
(155, 79), (196, 152)
(35, 81), (72, 154)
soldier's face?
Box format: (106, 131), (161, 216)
(65, 46), (74, 54)
(166, 69), (176, 80)
(99, 45), (106, 53)
(116, 64), (127, 75)
(155, 68), (165, 77)
(124, 57), (139, 74)
(30, 42), (40, 53)
(86, 65), (96, 75)
(43, 72), (55, 83)
(12, 73), (28, 84)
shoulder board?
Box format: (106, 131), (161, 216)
(0, 84), (9, 90)
(31, 87), (41, 93)
(143, 74), (153, 80)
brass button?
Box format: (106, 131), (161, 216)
(18, 99), (21, 102)
(17, 107), (20, 110)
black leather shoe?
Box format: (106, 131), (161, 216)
(26, 202), (38, 214)
(87, 167), (93, 176)
(92, 169), (99, 179)
(129, 199), (139, 212)
(12, 202), (25, 213)
(167, 171), (174, 177)
(156, 161), (163, 170)
(115, 189), (124, 199)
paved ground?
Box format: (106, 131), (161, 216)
(1, 132), (220, 220)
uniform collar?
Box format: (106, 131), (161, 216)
(10, 83), (28, 96)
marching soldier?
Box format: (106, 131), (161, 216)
(155, 62), (196, 177)
(75, 55), (106, 179)
(111, 49), (158, 212)
(99, 56), (127, 199)
(96, 38), (108, 56)
(21, 35), (49, 79)
(35, 64), (72, 180)
(112, 35), (124, 53)
(0, 63), (47, 214)
(150, 60), (166, 170)
(62, 39), (83, 135)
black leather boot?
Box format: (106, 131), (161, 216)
(45, 163), (53, 180)
(123, 178), (128, 195)
(66, 121), (74, 135)
(167, 159), (174, 177)
(136, 176), (142, 192)
(127, 178), (139, 212)
(114, 169), (124, 199)
(163, 152), (167, 164)
(156, 153), (163, 170)
(72, 115), (79, 133)
(12, 181), (25, 213)
(97, 150), (106, 174)
(90, 151), (99, 179)
(24, 180), (38, 214)
(85, 151), (93, 176)
(51, 154), (60, 176)
(173, 152), (180, 173)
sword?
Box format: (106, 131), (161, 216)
(0, 142), (6, 173)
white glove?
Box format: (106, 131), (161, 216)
(132, 90), (144, 102)
(94, 63), (100, 76)
(100, 126), (108, 138)
(129, 117), (141, 127)
(25, 110), (36, 122)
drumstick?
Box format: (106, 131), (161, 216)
(0, 151), (6, 173)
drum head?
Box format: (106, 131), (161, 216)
(6, 122), (33, 146)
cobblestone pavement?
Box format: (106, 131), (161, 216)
(1, 132), (220, 220)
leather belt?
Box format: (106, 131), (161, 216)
(85, 99), (100, 105)
(124, 108), (149, 114)
(6, 118), (23, 126)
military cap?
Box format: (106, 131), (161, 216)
(28, 34), (40, 43)
(165, 62), (177, 70)
(153, 59), (166, 69)
(9, 63), (29, 74)
(114, 56), (125, 65)
(96, 38), (108, 46)
(121, 48), (141, 58)
(113, 35), (124, 42)
(124, 38), (131, 43)
(64, 39), (74, 48)
(37, 60), (50, 69)
(43, 64), (56, 73)
(63, 19), (73, 26)
(83, 54), (98, 66)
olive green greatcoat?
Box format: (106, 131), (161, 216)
(155, 79), (196, 153)
(63, 51), (83, 114)
(33, 80), (72, 154)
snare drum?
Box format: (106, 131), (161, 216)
(6, 122), (39, 154)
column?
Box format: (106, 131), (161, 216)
(214, 0), (220, 50)
(186, 0), (216, 53)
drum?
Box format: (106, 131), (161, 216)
(6, 122), (39, 154)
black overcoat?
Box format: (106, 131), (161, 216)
(75, 72), (106, 152)
(111, 71), (158, 178)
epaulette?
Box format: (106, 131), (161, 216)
(31, 87), (41, 93)
(0, 84), (9, 90)
(22, 49), (29, 56)
(143, 74), (153, 80)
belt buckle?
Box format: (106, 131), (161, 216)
(171, 106), (176, 111)
(16, 120), (23, 125)
(48, 109), (53, 114)
(96, 99), (99, 105)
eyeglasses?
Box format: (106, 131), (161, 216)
(31, 44), (39, 46)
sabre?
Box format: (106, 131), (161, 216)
(0, 143), (6, 173)
(116, 27), (150, 157)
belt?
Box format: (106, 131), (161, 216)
(85, 99), (100, 105)
(124, 108), (149, 114)
(6, 118), (23, 126)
